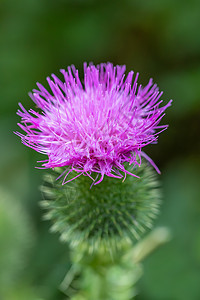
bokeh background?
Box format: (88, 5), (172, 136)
(1, 0), (200, 299)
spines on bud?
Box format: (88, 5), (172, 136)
(40, 163), (161, 254)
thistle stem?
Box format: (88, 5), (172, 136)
(128, 227), (171, 263)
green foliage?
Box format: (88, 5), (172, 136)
(40, 163), (161, 254)
(138, 159), (200, 300)
(59, 227), (170, 300)
(0, 188), (34, 298)
(65, 249), (142, 300)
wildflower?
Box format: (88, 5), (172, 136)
(16, 63), (172, 184)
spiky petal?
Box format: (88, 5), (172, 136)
(16, 63), (172, 184)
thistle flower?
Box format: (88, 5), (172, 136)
(16, 63), (172, 184)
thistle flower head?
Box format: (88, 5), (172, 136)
(16, 63), (172, 184)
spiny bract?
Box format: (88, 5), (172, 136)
(40, 163), (161, 253)
(16, 63), (172, 184)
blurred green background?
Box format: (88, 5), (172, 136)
(0, 0), (200, 299)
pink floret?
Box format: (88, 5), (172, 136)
(15, 63), (172, 184)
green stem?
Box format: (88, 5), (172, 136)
(127, 227), (171, 263)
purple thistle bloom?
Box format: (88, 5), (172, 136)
(16, 63), (172, 185)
